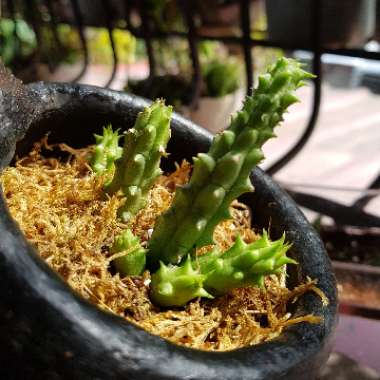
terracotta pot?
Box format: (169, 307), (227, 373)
(0, 82), (337, 380)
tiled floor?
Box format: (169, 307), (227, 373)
(263, 83), (380, 218)
(334, 314), (380, 373)
(320, 352), (379, 379)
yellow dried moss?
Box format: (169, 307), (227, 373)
(0, 140), (324, 351)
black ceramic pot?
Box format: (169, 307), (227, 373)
(0, 83), (337, 380)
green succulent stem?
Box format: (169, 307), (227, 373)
(198, 231), (295, 295)
(90, 125), (123, 176)
(150, 255), (213, 307)
(106, 99), (172, 221)
(148, 57), (313, 268)
(111, 229), (147, 276)
(150, 232), (296, 307)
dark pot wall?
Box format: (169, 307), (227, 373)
(0, 83), (337, 380)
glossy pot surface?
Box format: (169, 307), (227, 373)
(0, 83), (337, 380)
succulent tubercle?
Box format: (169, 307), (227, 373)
(148, 57), (313, 268)
(90, 125), (123, 175)
(106, 99), (172, 221)
(198, 231), (296, 295)
(150, 256), (213, 307)
(150, 231), (296, 307)
(111, 229), (147, 276)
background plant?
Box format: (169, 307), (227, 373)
(0, 19), (36, 67)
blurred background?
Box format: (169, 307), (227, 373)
(1, 0), (380, 377)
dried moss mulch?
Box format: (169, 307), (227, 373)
(0, 140), (325, 351)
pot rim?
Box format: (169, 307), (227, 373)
(0, 82), (338, 380)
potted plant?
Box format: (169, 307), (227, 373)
(0, 18), (36, 70)
(0, 59), (337, 379)
(127, 41), (245, 133)
(188, 55), (245, 133)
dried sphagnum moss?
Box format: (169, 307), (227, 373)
(0, 140), (325, 351)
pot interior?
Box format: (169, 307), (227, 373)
(13, 95), (305, 288)
(7, 85), (327, 295)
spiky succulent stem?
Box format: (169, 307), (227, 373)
(106, 100), (172, 221)
(148, 58), (313, 268)
(150, 232), (295, 307)
(150, 256), (213, 307)
(111, 229), (147, 276)
(90, 125), (123, 176)
(198, 231), (295, 295)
